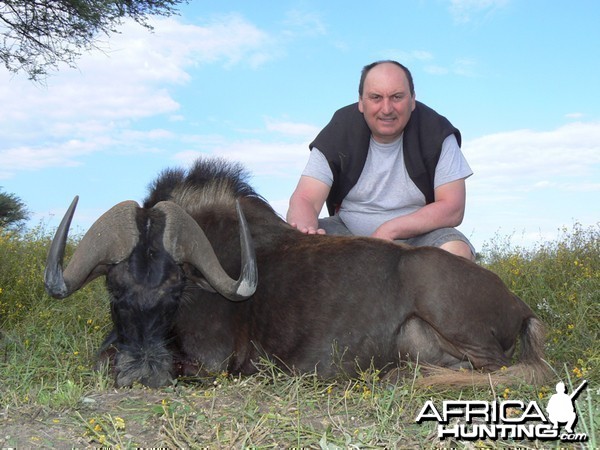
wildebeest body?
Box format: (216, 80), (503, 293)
(45, 158), (548, 387)
(172, 218), (530, 377)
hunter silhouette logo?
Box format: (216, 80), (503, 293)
(415, 379), (589, 442)
(546, 380), (587, 435)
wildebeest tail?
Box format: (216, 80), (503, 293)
(413, 317), (552, 388)
(518, 316), (549, 371)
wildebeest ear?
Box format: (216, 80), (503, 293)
(194, 278), (218, 293)
(180, 263), (217, 293)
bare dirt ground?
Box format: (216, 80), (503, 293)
(1, 389), (178, 448)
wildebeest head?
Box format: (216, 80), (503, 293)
(44, 196), (257, 387)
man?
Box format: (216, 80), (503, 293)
(286, 60), (475, 260)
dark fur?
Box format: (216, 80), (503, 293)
(99, 157), (549, 387)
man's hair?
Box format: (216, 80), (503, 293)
(358, 60), (415, 97)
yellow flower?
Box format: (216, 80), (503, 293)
(503, 388), (510, 399)
(114, 416), (125, 430)
(362, 386), (372, 399)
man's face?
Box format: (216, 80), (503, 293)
(358, 63), (416, 144)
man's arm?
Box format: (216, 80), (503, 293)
(371, 178), (467, 240)
(286, 176), (330, 234)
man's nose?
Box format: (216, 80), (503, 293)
(381, 98), (394, 114)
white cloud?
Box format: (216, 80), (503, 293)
(461, 121), (600, 249)
(452, 58), (478, 77)
(424, 65), (449, 75)
(448, 0), (510, 23)
(0, 142), (92, 174)
(380, 50), (434, 63)
(171, 115), (318, 178)
(264, 118), (320, 137)
(173, 139), (309, 178)
(563, 182), (600, 192)
(282, 9), (327, 37)
(464, 121), (600, 193)
(0, 14), (276, 178)
(424, 57), (479, 77)
(381, 51), (477, 78)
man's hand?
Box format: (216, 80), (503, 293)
(287, 175), (330, 236)
(371, 222), (396, 241)
(289, 222), (326, 235)
(371, 179), (468, 241)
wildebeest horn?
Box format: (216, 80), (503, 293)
(44, 196), (140, 299)
(154, 200), (258, 301)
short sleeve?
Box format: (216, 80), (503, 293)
(301, 148), (334, 187)
(434, 134), (473, 189)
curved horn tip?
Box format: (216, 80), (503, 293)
(233, 199), (258, 300)
(235, 278), (257, 298)
(44, 196), (81, 299)
(44, 278), (69, 299)
(62, 196), (80, 218)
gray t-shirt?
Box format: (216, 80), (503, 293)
(301, 134), (473, 236)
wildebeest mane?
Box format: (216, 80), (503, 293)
(143, 157), (272, 218)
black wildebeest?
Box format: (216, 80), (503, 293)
(45, 158), (550, 388)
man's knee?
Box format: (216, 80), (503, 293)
(440, 240), (476, 261)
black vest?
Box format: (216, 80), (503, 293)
(310, 101), (461, 215)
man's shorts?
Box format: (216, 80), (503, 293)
(318, 215), (476, 257)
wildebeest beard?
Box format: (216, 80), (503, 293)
(102, 209), (185, 388)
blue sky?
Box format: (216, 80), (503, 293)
(1, 0), (599, 252)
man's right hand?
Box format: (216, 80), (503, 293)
(286, 175), (330, 236)
(289, 223), (326, 235)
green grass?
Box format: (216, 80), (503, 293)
(0, 222), (598, 448)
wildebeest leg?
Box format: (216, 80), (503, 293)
(397, 316), (473, 369)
